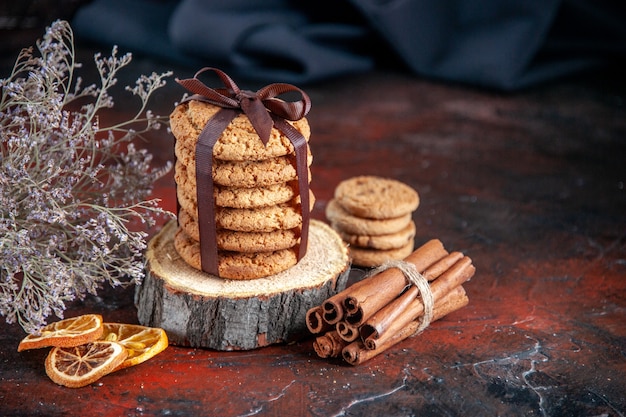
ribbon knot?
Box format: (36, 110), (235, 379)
(176, 67), (311, 145)
(237, 90), (258, 100)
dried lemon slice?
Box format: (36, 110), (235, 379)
(18, 314), (104, 352)
(45, 341), (128, 388)
(101, 323), (168, 370)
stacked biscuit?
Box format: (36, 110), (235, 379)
(325, 176), (419, 267)
(170, 99), (314, 280)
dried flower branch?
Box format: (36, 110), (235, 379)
(0, 20), (173, 333)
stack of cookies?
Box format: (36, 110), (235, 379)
(325, 176), (419, 267)
(170, 99), (314, 280)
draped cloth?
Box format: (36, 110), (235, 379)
(73, 0), (625, 90)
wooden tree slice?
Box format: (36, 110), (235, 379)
(136, 219), (350, 350)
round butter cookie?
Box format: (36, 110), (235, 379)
(349, 240), (415, 268)
(334, 176), (419, 219)
(179, 189), (315, 232)
(175, 164), (296, 209)
(174, 228), (298, 279)
(338, 220), (416, 251)
(178, 208), (300, 252)
(213, 182), (296, 209)
(170, 100), (310, 162)
(325, 198), (412, 236)
(174, 140), (312, 188)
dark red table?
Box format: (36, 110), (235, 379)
(1, 49), (625, 416)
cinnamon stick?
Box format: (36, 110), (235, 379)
(342, 285), (469, 365)
(321, 292), (346, 325)
(362, 258), (474, 350)
(305, 306), (333, 334)
(336, 321), (360, 342)
(313, 331), (348, 358)
(358, 285), (418, 343)
(430, 285), (469, 322)
(357, 251), (466, 342)
(422, 251), (464, 280)
(343, 239), (448, 326)
(426, 256), (474, 308)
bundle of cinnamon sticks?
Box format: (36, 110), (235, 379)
(306, 239), (474, 365)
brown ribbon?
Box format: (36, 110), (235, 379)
(176, 67), (311, 276)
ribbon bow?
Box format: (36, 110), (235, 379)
(176, 67), (311, 145)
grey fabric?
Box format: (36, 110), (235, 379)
(72, 0), (625, 90)
(349, 0), (625, 89)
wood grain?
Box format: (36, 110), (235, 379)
(135, 220), (350, 350)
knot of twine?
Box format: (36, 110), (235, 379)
(366, 260), (434, 335)
(176, 67), (311, 145)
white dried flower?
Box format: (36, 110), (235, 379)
(0, 20), (174, 333)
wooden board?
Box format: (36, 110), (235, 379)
(135, 219), (350, 350)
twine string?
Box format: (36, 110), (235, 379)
(365, 259), (434, 335)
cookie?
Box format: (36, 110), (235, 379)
(174, 227), (298, 279)
(175, 162), (297, 208)
(337, 220), (416, 251)
(348, 240), (415, 268)
(213, 182), (296, 209)
(178, 208), (300, 252)
(170, 100), (311, 162)
(216, 192), (315, 232)
(178, 189), (315, 232)
(325, 198), (412, 236)
(334, 176), (419, 219)
(174, 140), (313, 188)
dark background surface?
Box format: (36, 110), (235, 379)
(1, 3), (625, 416)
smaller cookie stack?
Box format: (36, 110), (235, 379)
(170, 99), (314, 280)
(325, 176), (419, 267)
